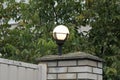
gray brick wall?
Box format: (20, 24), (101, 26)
(38, 52), (103, 80)
(45, 60), (103, 80)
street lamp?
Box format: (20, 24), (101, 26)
(53, 25), (69, 56)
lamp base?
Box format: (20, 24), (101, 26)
(58, 45), (62, 56)
(56, 40), (65, 56)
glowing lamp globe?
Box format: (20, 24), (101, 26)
(53, 25), (69, 41)
(53, 25), (69, 55)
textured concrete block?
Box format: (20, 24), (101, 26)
(78, 60), (97, 67)
(78, 73), (97, 80)
(47, 74), (57, 79)
(58, 60), (77, 66)
(68, 66), (92, 72)
(98, 75), (103, 80)
(93, 68), (103, 74)
(38, 64), (47, 80)
(48, 67), (67, 73)
(47, 61), (57, 67)
(58, 73), (76, 79)
(98, 62), (103, 68)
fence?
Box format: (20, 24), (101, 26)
(0, 52), (103, 80)
(0, 58), (47, 80)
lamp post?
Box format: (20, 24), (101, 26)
(53, 25), (69, 56)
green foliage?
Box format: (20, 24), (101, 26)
(85, 0), (120, 79)
(0, 0), (120, 79)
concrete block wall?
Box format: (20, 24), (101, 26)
(38, 52), (103, 80)
(0, 58), (47, 80)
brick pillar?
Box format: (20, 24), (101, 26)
(38, 52), (103, 80)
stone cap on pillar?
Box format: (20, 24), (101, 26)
(37, 52), (104, 62)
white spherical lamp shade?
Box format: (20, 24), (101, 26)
(53, 25), (69, 40)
